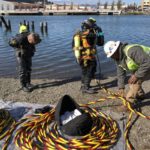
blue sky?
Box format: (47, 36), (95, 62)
(50, 0), (140, 5)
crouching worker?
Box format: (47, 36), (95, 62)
(72, 17), (104, 94)
(9, 32), (41, 92)
(104, 41), (150, 105)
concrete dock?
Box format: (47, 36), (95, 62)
(0, 10), (121, 16)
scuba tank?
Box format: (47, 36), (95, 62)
(74, 34), (81, 58)
(74, 34), (80, 47)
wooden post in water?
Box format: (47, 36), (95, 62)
(44, 21), (48, 34)
(0, 20), (2, 27)
(27, 21), (30, 31)
(31, 21), (35, 32)
(8, 20), (11, 31)
(40, 22), (44, 34)
(23, 20), (26, 25)
(0, 16), (9, 30)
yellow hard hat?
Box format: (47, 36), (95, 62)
(19, 25), (28, 33)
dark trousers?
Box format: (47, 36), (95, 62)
(81, 59), (97, 88)
(17, 56), (32, 87)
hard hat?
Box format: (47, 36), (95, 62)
(19, 25), (28, 33)
(88, 17), (96, 23)
(104, 41), (120, 58)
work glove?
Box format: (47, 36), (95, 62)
(118, 88), (125, 97)
(128, 74), (138, 84)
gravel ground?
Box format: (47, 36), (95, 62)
(0, 77), (150, 150)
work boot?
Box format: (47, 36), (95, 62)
(81, 86), (97, 94)
(136, 89), (145, 100)
(136, 94), (145, 100)
(26, 83), (34, 89)
(22, 86), (31, 92)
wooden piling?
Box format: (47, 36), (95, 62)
(27, 21), (30, 31)
(40, 22), (44, 34)
(8, 20), (11, 30)
(0, 16), (9, 30)
(23, 20), (26, 25)
(44, 21), (48, 33)
(31, 21), (35, 32)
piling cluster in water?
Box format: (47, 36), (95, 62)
(0, 16), (48, 35)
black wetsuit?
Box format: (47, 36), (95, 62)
(9, 32), (36, 87)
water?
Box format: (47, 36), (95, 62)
(0, 15), (150, 79)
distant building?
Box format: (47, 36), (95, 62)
(45, 4), (92, 11)
(0, 0), (15, 11)
(98, 4), (126, 11)
(141, 0), (150, 10)
(0, 0), (43, 12)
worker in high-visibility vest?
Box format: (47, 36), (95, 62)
(72, 17), (104, 94)
(104, 41), (150, 107)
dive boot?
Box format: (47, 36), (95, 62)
(81, 86), (97, 94)
(22, 86), (31, 92)
(26, 83), (34, 89)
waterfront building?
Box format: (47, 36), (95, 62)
(0, 0), (15, 11)
(45, 4), (92, 11)
(141, 0), (150, 11)
(0, 0), (43, 12)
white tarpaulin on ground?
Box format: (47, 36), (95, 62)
(0, 100), (126, 150)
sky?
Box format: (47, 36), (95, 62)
(50, 0), (140, 5)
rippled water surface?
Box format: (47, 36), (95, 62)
(0, 15), (150, 79)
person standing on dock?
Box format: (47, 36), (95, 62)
(9, 32), (41, 92)
(72, 17), (104, 94)
(104, 41), (150, 106)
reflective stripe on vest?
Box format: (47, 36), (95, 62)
(123, 44), (150, 71)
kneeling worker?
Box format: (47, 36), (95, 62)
(9, 30), (41, 92)
(104, 41), (150, 103)
(72, 17), (104, 94)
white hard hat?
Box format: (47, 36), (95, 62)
(104, 41), (120, 58)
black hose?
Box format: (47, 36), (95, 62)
(96, 50), (102, 87)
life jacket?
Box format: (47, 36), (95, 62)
(122, 44), (150, 71)
(73, 29), (97, 60)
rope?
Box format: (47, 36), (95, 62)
(14, 107), (119, 150)
(101, 87), (150, 150)
(0, 109), (15, 140)
(0, 87), (149, 150)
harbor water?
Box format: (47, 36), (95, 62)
(0, 15), (150, 79)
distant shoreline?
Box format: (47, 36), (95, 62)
(1, 10), (148, 16)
